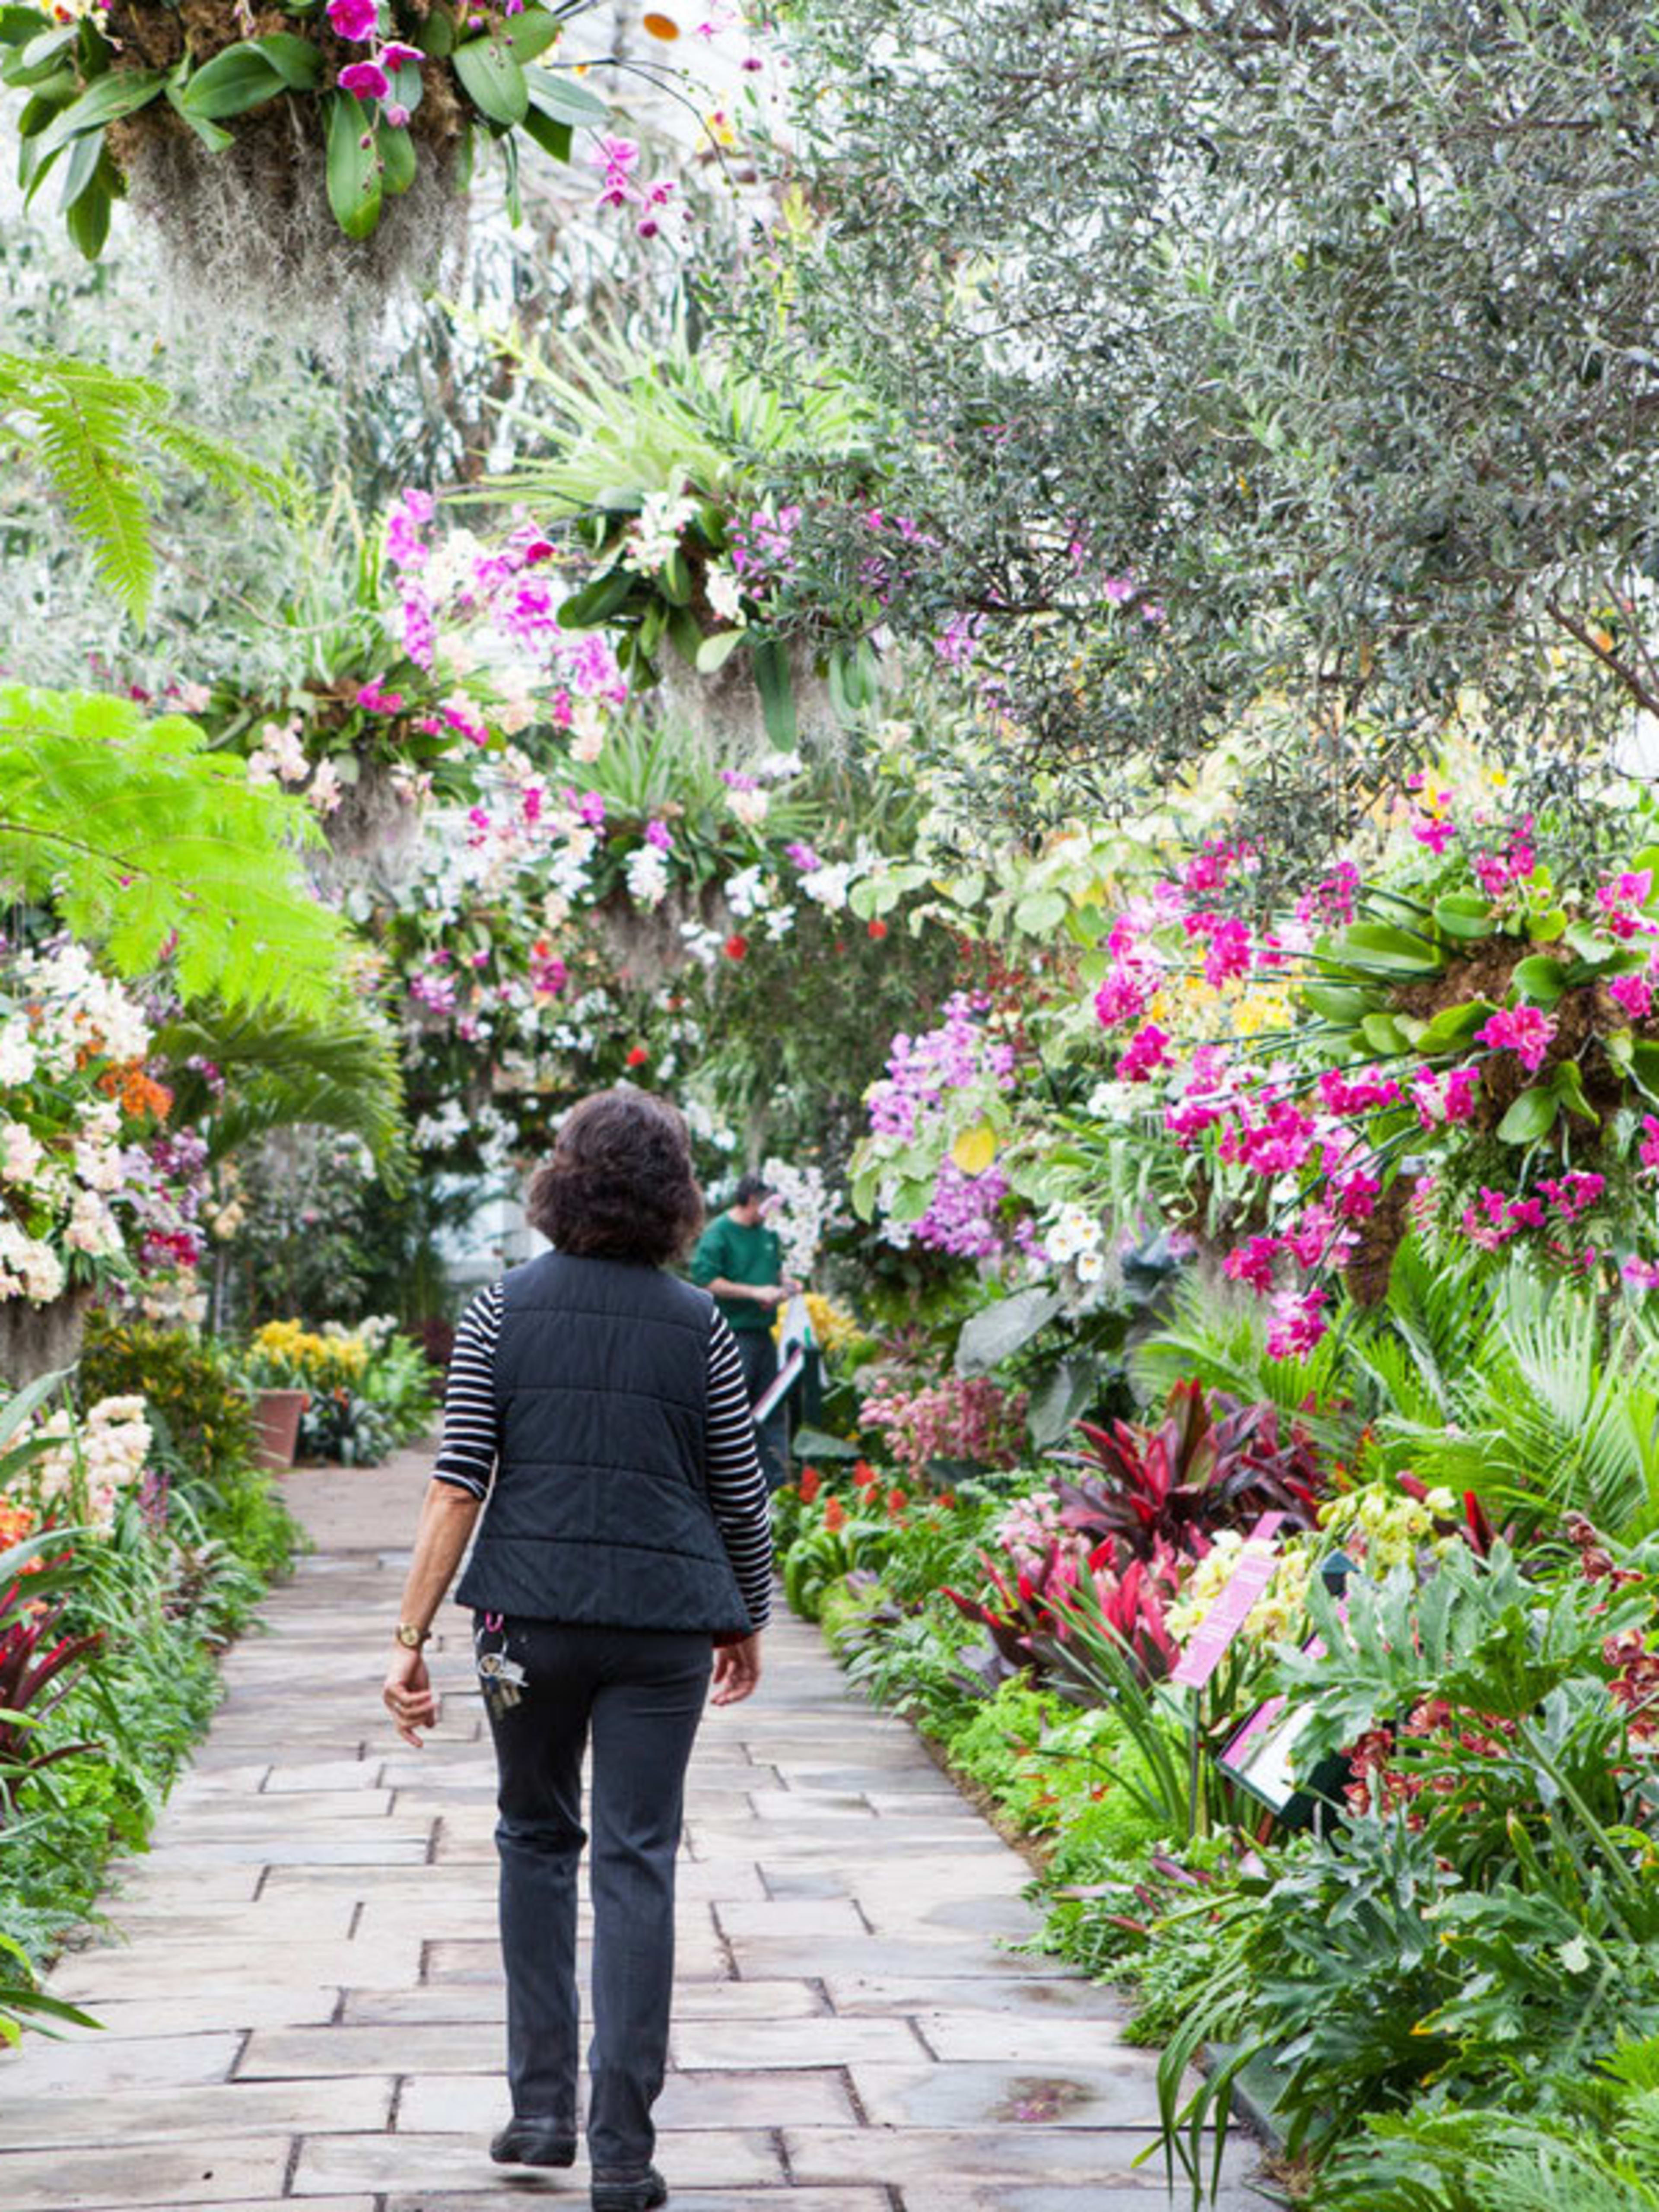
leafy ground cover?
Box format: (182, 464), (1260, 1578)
(0, 1339), (302, 2040)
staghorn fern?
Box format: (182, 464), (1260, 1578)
(0, 685), (349, 1019)
(0, 349), (280, 623)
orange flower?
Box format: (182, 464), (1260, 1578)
(852, 1459), (878, 1490)
(799, 1465), (822, 1504)
(98, 1061), (173, 1120)
(887, 1487), (907, 1518)
(0, 1500), (44, 1573)
(823, 1497), (847, 1533)
(937, 1490), (958, 1510)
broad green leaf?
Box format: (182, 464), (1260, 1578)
(33, 66), (165, 158)
(1433, 892), (1497, 941)
(1496, 1087), (1559, 1144)
(659, 546), (691, 604)
(1510, 953), (1567, 1006)
(525, 67), (609, 124)
(520, 102), (572, 162)
(64, 166), (111, 258)
(664, 605), (702, 667)
(1337, 920), (1444, 974)
(750, 634), (797, 748)
(376, 117), (416, 194)
(506, 5), (562, 61)
(1360, 1011), (1411, 1054)
(1415, 999), (1491, 1054)
(3, 24), (75, 88)
(324, 88), (381, 237)
(695, 628), (744, 674)
(1528, 906), (1569, 942)
(165, 81), (234, 150)
(956, 1287), (1065, 1378)
(16, 75), (76, 134)
(557, 566), (636, 628)
(178, 43), (287, 120)
(56, 122), (103, 210)
(1300, 982), (1376, 1021)
(1550, 1057), (1600, 1126)
(453, 35), (528, 124)
(256, 31), (323, 88)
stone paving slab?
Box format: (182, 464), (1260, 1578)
(293, 2129), (787, 2195)
(398, 2066), (859, 2132)
(0, 1447), (1268, 2212)
(384, 2196), (891, 2212)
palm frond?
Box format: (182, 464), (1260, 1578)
(156, 1004), (408, 1182)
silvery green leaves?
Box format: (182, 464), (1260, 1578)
(761, 0), (1659, 865)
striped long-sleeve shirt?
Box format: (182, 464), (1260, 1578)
(434, 1281), (773, 1629)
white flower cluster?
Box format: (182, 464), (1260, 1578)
(623, 493), (698, 575)
(1041, 1201), (1118, 1313)
(723, 867), (796, 939)
(760, 1157), (841, 1279)
(624, 843), (671, 908)
(35, 1395), (153, 1538)
(245, 718), (341, 814)
(0, 950), (156, 1304)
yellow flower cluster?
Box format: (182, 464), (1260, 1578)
(1318, 1483), (1461, 1571)
(251, 1319), (369, 1387)
(1166, 1532), (1315, 1649)
(772, 1291), (864, 1360)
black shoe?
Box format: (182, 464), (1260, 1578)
(490, 2118), (578, 2167)
(592, 2166), (668, 2212)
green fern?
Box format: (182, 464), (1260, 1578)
(0, 348), (281, 623)
(157, 1005), (408, 1182)
(0, 685), (349, 1019)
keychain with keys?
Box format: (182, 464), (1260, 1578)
(475, 1615), (528, 1718)
(477, 1648), (527, 1716)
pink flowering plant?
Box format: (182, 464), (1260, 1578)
(1089, 789), (1659, 1348)
(482, 325), (886, 748)
(1, 0), (617, 259)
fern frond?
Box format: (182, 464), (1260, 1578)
(0, 686), (348, 1019)
(0, 348), (276, 622)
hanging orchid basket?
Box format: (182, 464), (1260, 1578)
(0, 0), (610, 325)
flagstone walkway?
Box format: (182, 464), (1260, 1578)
(0, 1449), (1265, 2211)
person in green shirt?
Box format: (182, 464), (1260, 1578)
(691, 1172), (795, 1489)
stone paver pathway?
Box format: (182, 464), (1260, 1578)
(0, 1450), (1263, 2210)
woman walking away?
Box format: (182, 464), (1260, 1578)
(380, 1090), (773, 2212)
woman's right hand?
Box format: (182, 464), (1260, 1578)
(710, 1633), (763, 1707)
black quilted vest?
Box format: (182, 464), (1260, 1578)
(454, 1250), (751, 1636)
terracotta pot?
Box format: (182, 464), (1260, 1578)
(252, 1387), (309, 1472)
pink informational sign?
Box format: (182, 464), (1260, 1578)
(1169, 1511), (1287, 1689)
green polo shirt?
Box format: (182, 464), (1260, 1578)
(691, 1212), (782, 1333)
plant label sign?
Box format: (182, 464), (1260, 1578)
(1170, 1512), (1287, 1689)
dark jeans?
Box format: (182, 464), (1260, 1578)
(478, 1615), (712, 2174)
(733, 1326), (788, 1491)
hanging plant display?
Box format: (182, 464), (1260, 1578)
(0, 0), (610, 323)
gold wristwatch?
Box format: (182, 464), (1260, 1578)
(394, 1623), (429, 1650)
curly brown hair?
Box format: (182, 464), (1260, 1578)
(526, 1089), (704, 1266)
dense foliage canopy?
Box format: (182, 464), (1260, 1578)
(761, 0), (1659, 849)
